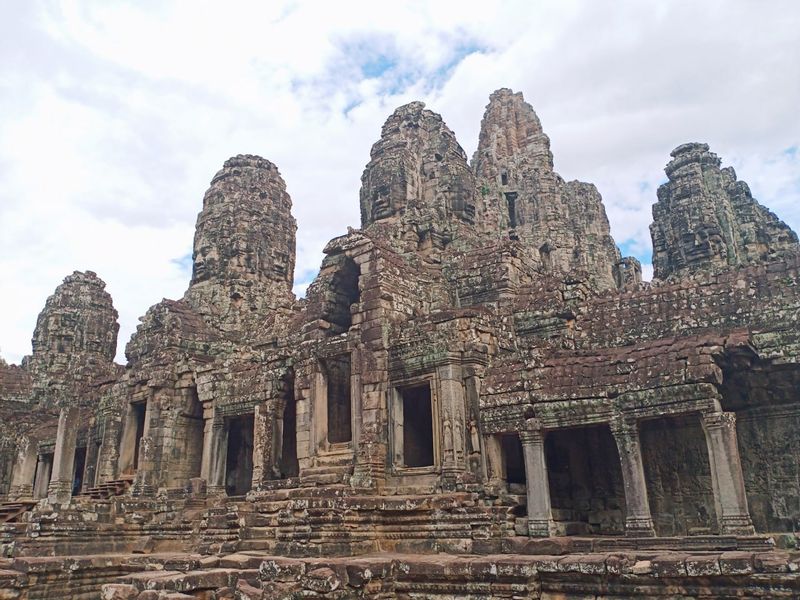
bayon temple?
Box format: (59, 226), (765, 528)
(1, 89), (799, 598)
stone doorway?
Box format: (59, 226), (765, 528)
(501, 433), (526, 493)
(119, 401), (147, 475)
(167, 385), (204, 487)
(545, 424), (626, 535)
(325, 355), (352, 445)
(279, 375), (299, 478)
(396, 382), (435, 468)
(71, 446), (86, 495)
(225, 413), (254, 496)
(641, 415), (716, 536)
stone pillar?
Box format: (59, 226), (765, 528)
(438, 363), (467, 488)
(82, 437), (99, 492)
(701, 411), (755, 535)
(33, 454), (52, 499)
(483, 434), (504, 491)
(96, 414), (121, 484)
(47, 406), (79, 504)
(611, 418), (656, 537)
(520, 422), (554, 537)
(252, 400), (278, 489)
(8, 438), (38, 500)
(204, 417), (228, 496)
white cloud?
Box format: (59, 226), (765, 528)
(1, 0), (798, 364)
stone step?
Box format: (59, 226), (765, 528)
(237, 539), (275, 551)
(0, 501), (36, 524)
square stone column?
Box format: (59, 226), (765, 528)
(96, 414), (122, 484)
(202, 417), (228, 496)
(483, 434), (504, 492)
(8, 437), (38, 500)
(611, 418), (656, 537)
(47, 406), (79, 504)
(252, 400), (280, 488)
(32, 454), (52, 500)
(520, 421), (555, 537)
(701, 411), (755, 535)
(437, 363), (468, 489)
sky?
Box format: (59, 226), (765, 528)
(1, 0), (798, 365)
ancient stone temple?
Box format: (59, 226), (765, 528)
(1, 88), (799, 598)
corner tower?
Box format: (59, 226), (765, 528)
(651, 143), (799, 280)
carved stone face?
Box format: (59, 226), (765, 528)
(192, 236), (220, 284)
(365, 163), (408, 223)
(371, 184), (394, 220)
(446, 171), (477, 224)
(681, 225), (726, 266)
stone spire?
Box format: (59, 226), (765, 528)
(651, 143), (799, 280)
(472, 88), (554, 181)
(473, 89), (628, 290)
(24, 270), (119, 400)
(185, 155), (297, 333)
(360, 101), (480, 235)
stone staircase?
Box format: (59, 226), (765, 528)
(77, 475), (134, 499)
(0, 500), (37, 524)
(225, 488), (517, 557)
(197, 500), (253, 554)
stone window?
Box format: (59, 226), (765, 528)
(501, 433), (526, 489)
(505, 192), (518, 229)
(324, 355), (352, 445)
(224, 413), (254, 496)
(539, 243), (552, 272)
(392, 381), (436, 469)
(323, 256), (360, 334)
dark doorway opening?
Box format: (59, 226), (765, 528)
(641, 415), (715, 536)
(505, 192), (518, 228)
(225, 414), (254, 496)
(71, 446), (87, 495)
(326, 355), (352, 444)
(502, 433), (526, 485)
(539, 244), (552, 272)
(132, 402), (146, 471)
(545, 424), (626, 535)
(401, 383), (434, 468)
(324, 256), (360, 334)
(280, 374), (299, 478)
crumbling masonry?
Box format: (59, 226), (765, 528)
(1, 89), (800, 598)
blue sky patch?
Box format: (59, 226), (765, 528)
(618, 239), (652, 266)
(171, 252), (193, 273)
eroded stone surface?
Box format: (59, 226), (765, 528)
(651, 142), (799, 280)
(1, 88), (800, 598)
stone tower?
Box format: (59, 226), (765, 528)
(24, 270), (119, 399)
(651, 142), (799, 280)
(360, 102), (481, 251)
(473, 88), (628, 290)
(185, 154), (297, 335)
